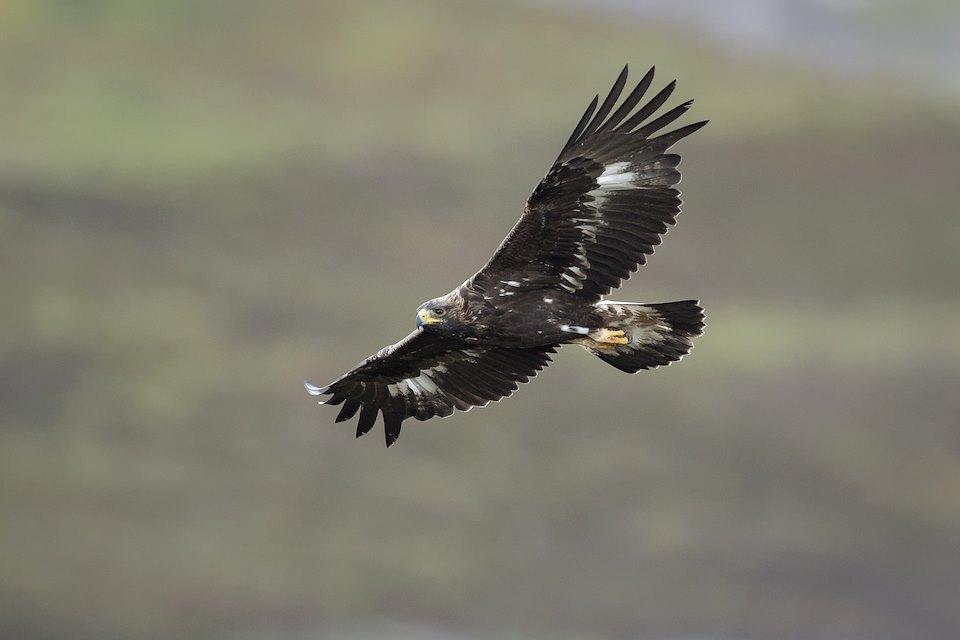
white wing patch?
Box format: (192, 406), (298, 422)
(555, 162), (640, 294)
(404, 373), (440, 396)
(595, 161), (638, 190)
(558, 216), (602, 292)
(498, 280), (521, 296)
(391, 367), (446, 398)
(576, 221), (598, 240)
(582, 160), (639, 238)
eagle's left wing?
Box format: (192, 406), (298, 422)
(306, 329), (555, 446)
(470, 65), (707, 301)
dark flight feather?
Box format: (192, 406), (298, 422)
(308, 330), (554, 446)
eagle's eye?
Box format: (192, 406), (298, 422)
(433, 308), (445, 316)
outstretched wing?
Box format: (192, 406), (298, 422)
(470, 65), (707, 301)
(306, 330), (555, 446)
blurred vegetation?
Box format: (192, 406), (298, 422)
(2, 1), (959, 639)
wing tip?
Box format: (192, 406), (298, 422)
(304, 379), (329, 399)
(384, 423), (402, 447)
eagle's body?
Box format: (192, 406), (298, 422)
(307, 66), (707, 445)
(416, 288), (600, 347)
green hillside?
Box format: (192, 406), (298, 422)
(2, 1), (959, 639)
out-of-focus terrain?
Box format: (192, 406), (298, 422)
(2, 1), (959, 639)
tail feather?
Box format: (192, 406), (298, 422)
(592, 299), (704, 373)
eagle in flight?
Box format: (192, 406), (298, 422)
(306, 65), (706, 446)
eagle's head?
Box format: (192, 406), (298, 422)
(415, 293), (462, 330)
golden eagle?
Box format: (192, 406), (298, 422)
(306, 66), (706, 446)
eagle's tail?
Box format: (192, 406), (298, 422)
(588, 300), (704, 373)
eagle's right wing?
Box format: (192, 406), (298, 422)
(306, 329), (555, 446)
(470, 65), (706, 302)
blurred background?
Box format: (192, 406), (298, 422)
(2, 1), (959, 638)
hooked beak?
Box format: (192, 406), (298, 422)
(416, 308), (441, 327)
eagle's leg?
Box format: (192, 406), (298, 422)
(562, 325), (628, 350)
(590, 328), (628, 345)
